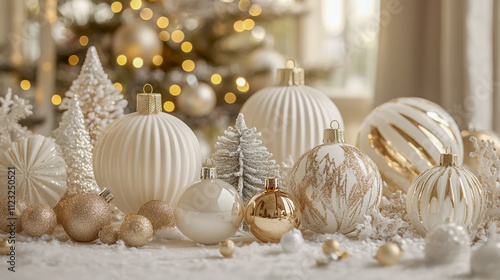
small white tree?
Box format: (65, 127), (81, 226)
(59, 46), (127, 145)
(53, 96), (99, 196)
(0, 88), (32, 150)
(213, 113), (279, 204)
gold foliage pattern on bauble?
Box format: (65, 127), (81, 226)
(289, 144), (382, 234)
(21, 203), (57, 237)
(61, 193), (113, 242)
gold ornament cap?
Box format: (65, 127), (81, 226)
(440, 146), (458, 166)
(276, 59), (305, 86)
(265, 171), (279, 192)
(137, 84), (162, 114)
(201, 158), (217, 179)
(323, 120), (345, 144)
(99, 188), (114, 203)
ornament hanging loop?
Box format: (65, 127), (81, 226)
(143, 83), (154, 94)
(205, 158), (214, 168)
(324, 120), (345, 144)
(440, 146), (458, 166)
(330, 120), (340, 129)
(265, 170), (279, 192)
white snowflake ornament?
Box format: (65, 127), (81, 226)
(0, 88), (33, 150)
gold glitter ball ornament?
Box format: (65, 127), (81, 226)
(53, 195), (74, 225)
(61, 189), (114, 242)
(375, 242), (403, 266)
(219, 239), (235, 258)
(21, 203), (57, 237)
(138, 200), (175, 231)
(289, 121), (383, 234)
(245, 173), (301, 243)
(322, 239), (341, 256)
(0, 238), (14, 255)
(0, 198), (29, 233)
(99, 225), (119, 245)
(119, 215), (153, 247)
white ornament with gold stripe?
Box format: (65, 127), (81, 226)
(406, 147), (484, 236)
(289, 121), (383, 234)
(93, 84), (202, 214)
(357, 97), (463, 195)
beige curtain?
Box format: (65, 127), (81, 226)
(375, 0), (500, 133)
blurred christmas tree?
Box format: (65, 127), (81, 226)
(54, 0), (305, 138)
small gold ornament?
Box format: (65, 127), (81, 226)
(138, 200), (175, 231)
(322, 239), (341, 256)
(21, 203), (57, 237)
(0, 198), (29, 233)
(0, 238), (14, 255)
(461, 128), (500, 176)
(375, 242), (403, 266)
(61, 189), (114, 242)
(119, 215), (153, 247)
(245, 172), (301, 243)
(99, 225), (119, 245)
(219, 240), (235, 258)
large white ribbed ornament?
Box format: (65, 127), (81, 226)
(289, 121), (383, 234)
(240, 60), (343, 165)
(93, 85), (201, 214)
(406, 147), (484, 236)
(357, 97), (463, 195)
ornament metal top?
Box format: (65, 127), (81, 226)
(245, 172), (301, 243)
(137, 84), (162, 115)
(276, 59), (304, 86)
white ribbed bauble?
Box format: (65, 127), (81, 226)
(240, 60), (343, 165)
(289, 123), (382, 234)
(93, 87), (201, 214)
(357, 97), (463, 195)
(406, 148), (484, 236)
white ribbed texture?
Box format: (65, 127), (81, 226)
(93, 112), (201, 214)
(406, 165), (484, 236)
(240, 85), (343, 165)
(0, 135), (67, 207)
(357, 97), (463, 195)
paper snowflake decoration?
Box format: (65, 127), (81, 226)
(0, 88), (33, 150)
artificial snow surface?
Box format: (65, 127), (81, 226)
(0, 225), (483, 280)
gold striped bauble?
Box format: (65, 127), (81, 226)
(357, 97), (463, 195)
(406, 147), (484, 236)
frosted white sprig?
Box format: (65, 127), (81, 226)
(0, 88), (33, 150)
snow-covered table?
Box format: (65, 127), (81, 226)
(1, 225), (476, 280)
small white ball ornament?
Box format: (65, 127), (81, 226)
(280, 228), (304, 253)
(424, 220), (471, 265)
(406, 147), (484, 236)
(93, 85), (201, 214)
(174, 163), (244, 244)
(240, 60), (343, 165)
(357, 97), (463, 195)
(289, 121), (383, 234)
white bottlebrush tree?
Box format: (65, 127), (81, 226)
(53, 96), (99, 196)
(0, 88), (32, 150)
(213, 113), (279, 205)
(59, 46), (127, 145)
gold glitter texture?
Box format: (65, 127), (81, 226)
(138, 200), (175, 231)
(21, 203), (57, 237)
(119, 215), (153, 247)
(99, 225), (119, 245)
(61, 193), (113, 242)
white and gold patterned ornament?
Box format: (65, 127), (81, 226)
(0, 135), (66, 207)
(93, 84), (201, 214)
(357, 97), (463, 195)
(240, 60), (343, 165)
(289, 121), (383, 234)
(174, 162), (244, 244)
(406, 147), (484, 236)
